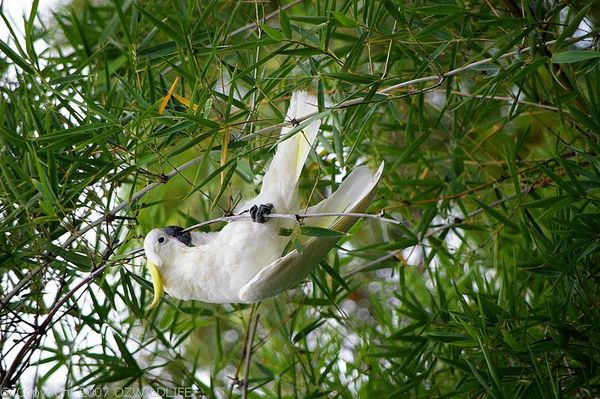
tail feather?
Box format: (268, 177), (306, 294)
(239, 162), (384, 303)
(259, 92), (320, 209)
(307, 162), (384, 231)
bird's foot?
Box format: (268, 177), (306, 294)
(250, 203), (273, 223)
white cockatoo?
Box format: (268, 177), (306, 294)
(143, 91), (383, 306)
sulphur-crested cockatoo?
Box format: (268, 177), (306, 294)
(144, 91), (383, 306)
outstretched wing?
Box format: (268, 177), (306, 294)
(256, 91), (320, 211)
(239, 162), (384, 303)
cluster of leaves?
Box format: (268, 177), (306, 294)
(1, 0), (600, 397)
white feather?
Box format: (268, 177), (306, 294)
(248, 91), (320, 212)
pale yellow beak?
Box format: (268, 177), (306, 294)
(146, 260), (164, 310)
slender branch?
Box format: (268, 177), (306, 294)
(118, 211), (401, 258)
(1, 265), (108, 387)
(344, 186), (532, 277)
(437, 89), (560, 111)
(241, 313), (260, 399)
(227, 304), (258, 399)
(227, 0), (304, 39)
(1, 229), (124, 387)
(273, 211), (402, 225)
(184, 211), (401, 232)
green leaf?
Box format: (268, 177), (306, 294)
(300, 226), (346, 237)
(551, 51), (600, 64)
(473, 198), (520, 232)
(0, 39), (35, 74)
(112, 332), (140, 371)
(292, 320), (325, 343)
(210, 160), (237, 211)
(46, 244), (93, 270)
(331, 11), (358, 27)
(278, 227), (293, 236)
(325, 72), (379, 84)
(279, 11), (292, 39)
(259, 23), (285, 41)
(294, 238), (303, 254)
(136, 5), (186, 45)
(522, 196), (574, 209)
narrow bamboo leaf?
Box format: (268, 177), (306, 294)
(326, 72), (379, 84)
(184, 157), (235, 200)
(47, 244), (92, 270)
(331, 11), (358, 27)
(300, 226), (346, 237)
(210, 160), (237, 211)
(473, 198), (520, 231)
(417, 5), (462, 14)
(551, 51), (600, 64)
(112, 333), (141, 372)
(178, 112), (220, 129)
(259, 23), (285, 41)
(522, 196), (573, 209)
(280, 10), (292, 39)
(287, 16), (328, 24)
(136, 5), (186, 45)
(294, 238), (303, 254)
(292, 320), (325, 343)
(0, 39), (35, 74)
(48, 74), (88, 85)
(319, 260), (350, 291)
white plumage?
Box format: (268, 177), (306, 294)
(144, 91), (383, 305)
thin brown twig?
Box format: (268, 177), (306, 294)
(438, 89), (560, 111)
(0, 265), (107, 387)
(344, 184), (535, 277)
(120, 211), (401, 258)
(242, 313), (260, 399)
(228, 303), (257, 398)
(386, 150), (578, 210)
(229, 0), (304, 39)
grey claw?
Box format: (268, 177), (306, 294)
(250, 203), (273, 223)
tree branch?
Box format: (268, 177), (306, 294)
(120, 210), (402, 258)
(344, 186), (533, 277)
(241, 313), (260, 399)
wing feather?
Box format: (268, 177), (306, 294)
(239, 162), (384, 302)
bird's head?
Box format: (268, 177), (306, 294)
(143, 226), (193, 309)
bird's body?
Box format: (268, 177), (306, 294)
(160, 220), (290, 303)
(144, 92), (383, 305)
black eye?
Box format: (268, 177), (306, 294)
(158, 236), (166, 244)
